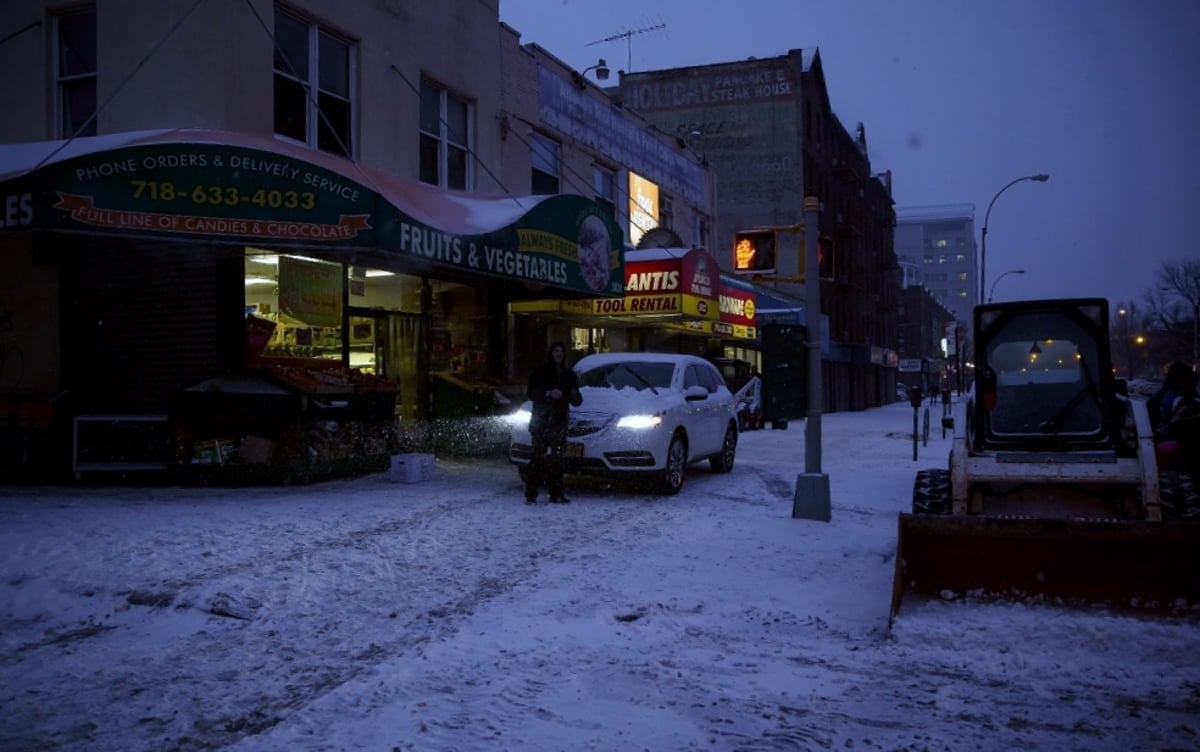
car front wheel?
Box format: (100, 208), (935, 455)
(659, 433), (686, 495)
(709, 424), (737, 473)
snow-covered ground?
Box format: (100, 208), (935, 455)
(2, 400), (1197, 752)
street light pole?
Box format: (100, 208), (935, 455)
(988, 269), (1025, 303)
(980, 174), (1049, 305)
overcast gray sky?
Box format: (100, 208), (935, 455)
(499, 0), (1200, 309)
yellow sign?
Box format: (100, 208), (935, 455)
(628, 172), (659, 246)
(592, 294), (680, 315)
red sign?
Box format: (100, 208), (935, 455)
(719, 277), (756, 327)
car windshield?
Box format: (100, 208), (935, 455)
(578, 361), (675, 391)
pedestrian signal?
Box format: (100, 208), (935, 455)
(733, 231), (776, 274)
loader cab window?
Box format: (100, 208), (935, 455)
(986, 311), (1103, 437)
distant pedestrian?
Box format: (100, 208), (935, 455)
(524, 342), (582, 504)
(1150, 362), (1200, 474)
(1149, 362), (1198, 440)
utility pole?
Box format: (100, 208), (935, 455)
(793, 196), (831, 522)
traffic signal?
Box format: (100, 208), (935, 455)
(733, 230), (776, 273)
(817, 236), (834, 279)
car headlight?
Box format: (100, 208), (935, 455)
(616, 414), (662, 429)
(505, 408), (531, 427)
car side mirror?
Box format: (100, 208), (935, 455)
(684, 385), (708, 401)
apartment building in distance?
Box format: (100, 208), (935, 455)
(618, 50), (900, 412)
(894, 204), (978, 326)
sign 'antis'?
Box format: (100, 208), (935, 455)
(572, 246), (719, 318)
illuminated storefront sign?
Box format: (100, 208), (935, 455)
(662, 273), (757, 339)
(628, 171), (659, 246)
(582, 246), (718, 318)
(512, 248), (756, 340)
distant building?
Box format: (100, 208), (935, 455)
(894, 204), (977, 329)
(617, 49), (900, 411)
(895, 284), (959, 397)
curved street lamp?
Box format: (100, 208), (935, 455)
(988, 268), (1025, 303)
(980, 174), (1049, 304)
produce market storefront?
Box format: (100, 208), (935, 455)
(0, 129), (623, 482)
(509, 246), (757, 364)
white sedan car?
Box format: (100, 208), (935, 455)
(508, 352), (739, 494)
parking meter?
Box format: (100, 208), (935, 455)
(908, 385), (923, 460)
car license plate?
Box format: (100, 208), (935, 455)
(566, 442), (583, 458)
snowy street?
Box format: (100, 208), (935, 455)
(2, 401), (1197, 751)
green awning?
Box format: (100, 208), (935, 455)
(0, 128), (625, 297)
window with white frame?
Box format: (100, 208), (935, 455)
(593, 165), (616, 217)
(273, 8), (355, 157)
(530, 132), (560, 194)
(419, 80), (472, 190)
(56, 7), (97, 138)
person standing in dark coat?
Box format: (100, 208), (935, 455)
(525, 342), (582, 504)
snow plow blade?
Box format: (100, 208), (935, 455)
(890, 514), (1200, 623)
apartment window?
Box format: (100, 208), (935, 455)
(273, 8), (355, 157)
(659, 194), (674, 230)
(56, 8), (97, 137)
(695, 214), (710, 249)
(530, 132), (559, 194)
(593, 165), (615, 217)
(419, 80), (472, 190)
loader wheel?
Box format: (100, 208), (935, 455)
(912, 469), (951, 515)
(1160, 470), (1200, 520)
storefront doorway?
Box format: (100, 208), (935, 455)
(382, 313), (424, 422)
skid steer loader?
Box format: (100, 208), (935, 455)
(891, 298), (1200, 622)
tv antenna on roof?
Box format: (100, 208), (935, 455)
(586, 21), (667, 73)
